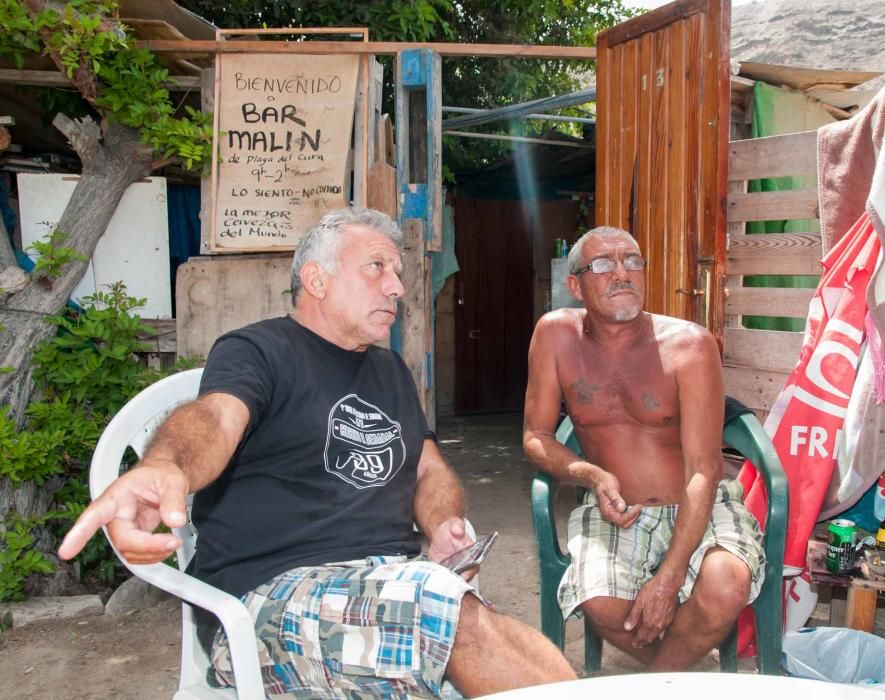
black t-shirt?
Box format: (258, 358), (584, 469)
(188, 316), (429, 600)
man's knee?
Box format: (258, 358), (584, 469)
(453, 593), (495, 650)
(580, 595), (632, 631)
(692, 550), (752, 622)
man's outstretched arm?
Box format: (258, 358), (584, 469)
(58, 392), (249, 564)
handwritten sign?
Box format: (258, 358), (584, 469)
(212, 53), (360, 251)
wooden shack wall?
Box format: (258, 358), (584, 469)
(723, 129), (820, 418)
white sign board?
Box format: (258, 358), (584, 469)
(18, 174), (172, 318)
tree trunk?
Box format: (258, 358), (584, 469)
(0, 116), (153, 592)
(0, 116), (153, 426)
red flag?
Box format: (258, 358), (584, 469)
(736, 212), (880, 655)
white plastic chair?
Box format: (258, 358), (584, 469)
(89, 368), (265, 700)
(90, 367), (479, 699)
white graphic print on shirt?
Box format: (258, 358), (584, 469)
(324, 394), (406, 489)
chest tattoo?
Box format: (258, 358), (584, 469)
(569, 378), (600, 405)
(641, 392), (661, 411)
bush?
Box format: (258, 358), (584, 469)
(0, 282), (198, 601)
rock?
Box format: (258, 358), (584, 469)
(0, 266), (29, 295)
(24, 562), (91, 598)
(0, 595), (104, 627)
(104, 576), (171, 616)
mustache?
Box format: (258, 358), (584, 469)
(605, 281), (636, 297)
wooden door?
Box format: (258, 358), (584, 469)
(454, 198), (535, 413)
(596, 0), (730, 338)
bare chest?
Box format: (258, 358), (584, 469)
(560, 349), (679, 429)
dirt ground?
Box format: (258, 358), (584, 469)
(2, 413), (731, 699)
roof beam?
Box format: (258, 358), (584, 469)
(0, 69), (201, 91)
(139, 39), (597, 60)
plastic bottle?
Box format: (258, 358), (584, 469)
(561, 240), (569, 257)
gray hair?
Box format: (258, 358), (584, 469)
(290, 207), (403, 304)
(567, 226), (639, 274)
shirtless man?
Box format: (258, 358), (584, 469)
(523, 226), (765, 670)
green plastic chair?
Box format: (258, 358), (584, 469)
(530, 409), (788, 674)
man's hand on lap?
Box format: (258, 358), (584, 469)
(624, 573), (680, 648)
(427, 516), (478, 581)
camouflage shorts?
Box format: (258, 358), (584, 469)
(210, 556), (474, 699)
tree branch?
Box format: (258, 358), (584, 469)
(52, 114), (107, 172)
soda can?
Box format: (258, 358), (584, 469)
(826, 519), (858, 573)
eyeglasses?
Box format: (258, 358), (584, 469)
(573, 255), (647, 276)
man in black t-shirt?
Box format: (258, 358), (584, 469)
(60, 207), (576, 698)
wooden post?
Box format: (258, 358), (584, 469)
(199, 66), (214, 256)
(395, 49), (442, 428)
(845, 585), (878, 632)
(401, 219), (427, 413)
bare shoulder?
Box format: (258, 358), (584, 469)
(534, 307), (583, 338)
(651, 314), (718, 358)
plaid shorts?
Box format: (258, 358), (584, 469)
(558, 480), (765, 619)
(210, 556), (474, 699)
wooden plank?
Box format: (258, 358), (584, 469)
(729, 131), (817, 181)
(0, 68), (199, 90)
(725, 180), (747, 329)
(737, 62), (881, 92)
(725, 286), (815, 318)
(707, 0), (731, 340)
(366, 161), (397, 218)
(378, 114), (395, 165)
(621, 35), (639, 241)
(199, 67), (214, 256)
(401, 219), (427, 413)
(428, 50), (443, 253)
(724, 328), (803, 373)
(681, 13), (703, 322)
(637, 29), (653, 307)
(648, 27), (668, 316)
(424, 250), (434, 428)
(727, 189), (819, 223)
(218, 27), (369, 38)
(139, 319), (177, 354)
(722, 366), (789, 414)
(141, 39), (598, 60)
(829, 594), (848, 628)
(727, 232), (822, 275)
(352, 56), (369, 206)
(121, 18), (203, 75)
(603, 0), (705, 47)
(846, 586), (878, 632)
(175, 255), (292, 359)
(595, 30), (610, 228)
